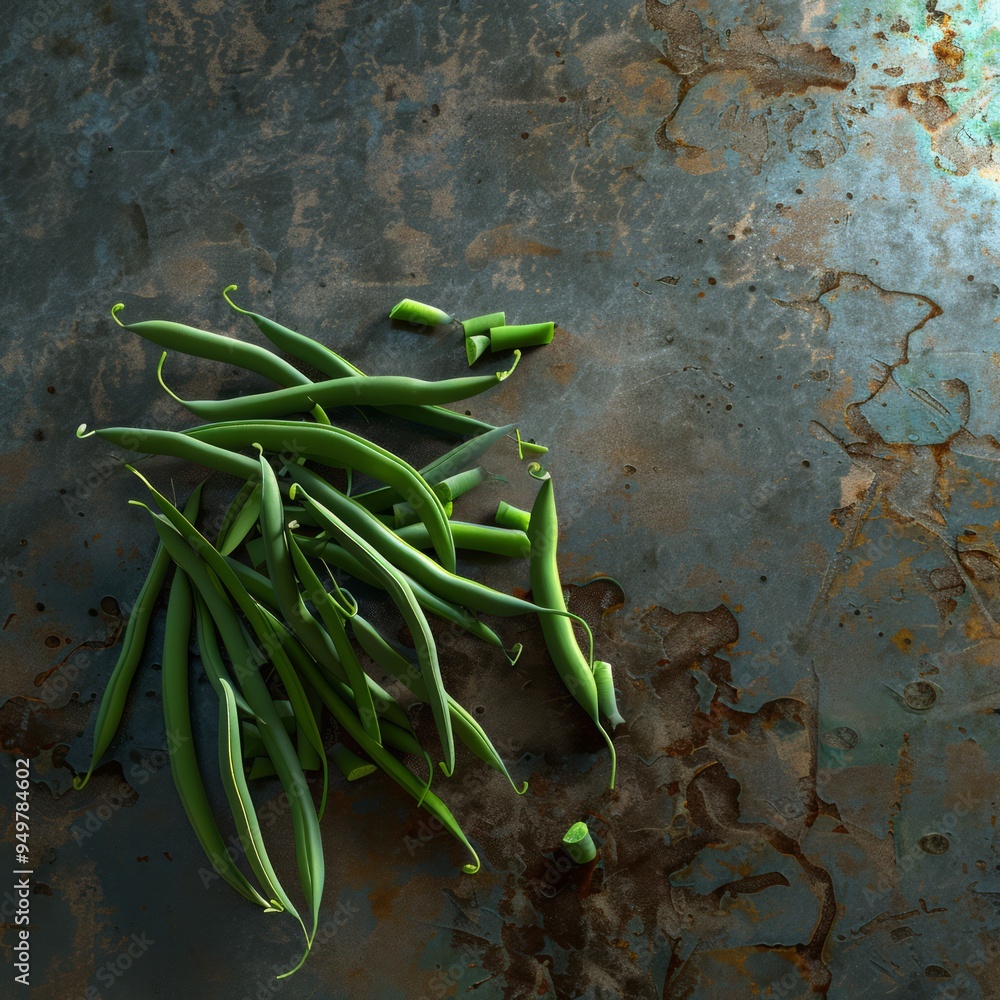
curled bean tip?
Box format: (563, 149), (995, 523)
(461, 854), (481, 875)
(515, 781), (529, 795)
(506, 643), (523, 666)
(72, 774), (89, 791)
(528, 462), (548, 481)
(288, 483), (300, 501)
(222, 284), (253, 316)
(156, 352), (185, 406)
(76, 424), (95, 439)
(111, 302), (126, 327)
(497, 350), (521, 382)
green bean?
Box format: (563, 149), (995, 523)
(73, 482), (203, 791)
(391, 465), (493, 527)
(223, 286), (495, 438)
(157, 350), (519, 422)
(527, 464), (615, 789)
(254, 447), (382, 747)
(593, 660), (625, 729)
(352, 614), (527, 794)
(330, 743), (376, 781)
(465, 335), (490, 366)
(288, 483), (455, 777)
(282, 464), (594, 650)
(77, 423), (257, 480)
(490, 322), (554, 351)
(389, 298), (452, 326)
(161, 569), (272, 908)
(514, 428), (548, 459)
(460, 312), (505, 338)
(562, 821), (597, 863)
(495, 501), (531, 533)
(111, 304), (331, 425)
(183, 419), (456, 573)
(147, 517), (322, 972)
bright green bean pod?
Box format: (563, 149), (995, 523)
(73, 482), (203, 791)
(489, 322), (554, 351)
(157, 350), (519, 422)
(465, 335), (490, 366)
(330, 743), (376, 781)
(183, 419), (456, 574)
(161, 569), (272, 908)
(461, 312), (505, 338)
(594, 660), (626, 729)
(527, 465), (615, 789)
(496, 501), (531, 532)
(193, 591), (305, 930)
(288, 483), (455, 778)
(77, 423), (257, 480)
(562, 821), (597, 863)
(352, 615), (527, 794)
(389, 298), (452, 325)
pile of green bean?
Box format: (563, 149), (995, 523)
(71, 289), (624, 976)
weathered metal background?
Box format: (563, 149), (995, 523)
(2, 0), (1000, 997)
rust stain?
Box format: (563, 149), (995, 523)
(646, 0), (855, 159)
(465, 224), (561, 270)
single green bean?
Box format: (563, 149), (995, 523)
(490, 322), (554, 351)
(562, 821), (597, 863)
(389, 298), (452, 325)
(495, 501), (531, 532)
(330, 743), (376, 781)
(593, 660), (625, 729)
(394, 521), (530, 559)
(461, 312), (505, 338)
(527, 464), (615, 789)
(73, 483), (203, 791)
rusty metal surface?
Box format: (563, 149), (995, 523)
(2, 0), (1000, 997)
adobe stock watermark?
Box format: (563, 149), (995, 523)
(68, 932), (154, 1000)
